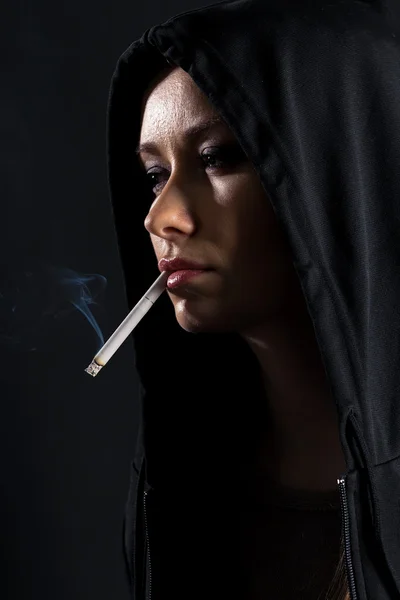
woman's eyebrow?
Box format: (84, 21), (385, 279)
(135, 115), (227, 157)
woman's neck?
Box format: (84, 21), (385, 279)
(241, 305), (346, 492)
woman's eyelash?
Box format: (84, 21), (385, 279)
(200, 145), (242, 169)
(143, 143), (245, 192)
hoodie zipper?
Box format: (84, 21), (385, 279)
(143, 490), (152, 600)
(142, 479), (356, 600)
(337, 477), (357, 600)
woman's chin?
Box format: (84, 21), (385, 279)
(174, 300), (233, 334)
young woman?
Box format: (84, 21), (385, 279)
(107, 1), (400, 598)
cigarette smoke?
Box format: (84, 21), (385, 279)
(0, 262), (107, 352)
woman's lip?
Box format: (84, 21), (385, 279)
(158, 258), (209, 272)
(166, 269), (211, 290)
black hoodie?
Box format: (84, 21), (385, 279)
(106, 1), (400, 598)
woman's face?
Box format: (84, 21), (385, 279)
(138, 66), (301, 334)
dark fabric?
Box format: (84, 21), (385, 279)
(106, 0), (400, 598)
(241, 472), (342, 599)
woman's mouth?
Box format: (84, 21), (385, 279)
(166, 269), (211, 290)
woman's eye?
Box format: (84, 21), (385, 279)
(145, 170), (164, 192)
(201, 148), (232, 169)
(201, 143), (246, 171)
(144, 143), (245, 194)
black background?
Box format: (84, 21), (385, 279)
(1, 1), (211, 598)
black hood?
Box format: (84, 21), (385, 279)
(107, 1), (400, 597)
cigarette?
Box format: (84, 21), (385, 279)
(85, 271), (168, 377)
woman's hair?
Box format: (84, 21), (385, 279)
(324, 534), (350, 600)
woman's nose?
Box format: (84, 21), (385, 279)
(144, 182), (197, 240)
